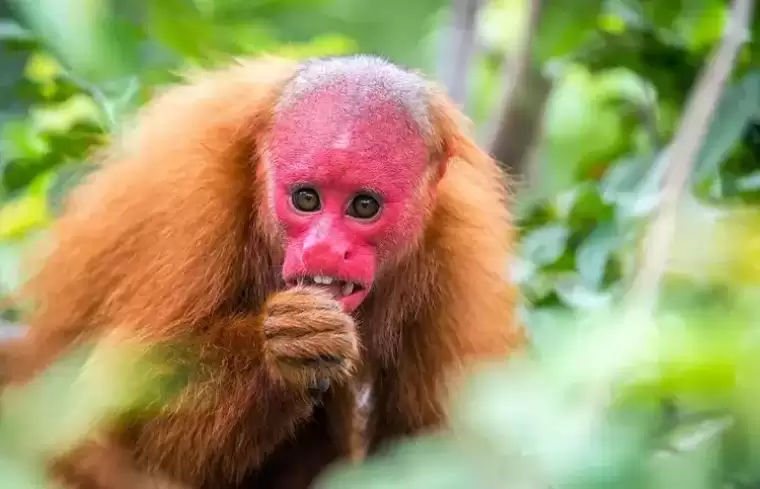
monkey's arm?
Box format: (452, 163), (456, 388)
(45, 287), (359, 488)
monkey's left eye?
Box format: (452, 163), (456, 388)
(348, 194), (381, 220)
(292, 188), (321, 212)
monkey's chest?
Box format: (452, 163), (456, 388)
(235, 383), (371, 489)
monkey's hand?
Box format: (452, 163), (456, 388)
(262, 286), (359, 395)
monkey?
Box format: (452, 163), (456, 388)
(1, 54), (523, 489)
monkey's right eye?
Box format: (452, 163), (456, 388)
(292, 188), (321, 212)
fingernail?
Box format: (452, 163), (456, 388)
(314, 378), (330, 392)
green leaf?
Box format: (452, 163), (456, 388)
(566, 183), (615, 229)
(521, 306), (577, 355)
(637, 0), (682, 31)
(273, 33), (358, 59)
(592, 68), (653, 106)
(540, 66), (628, 195)
(11, 0), (137, 82)
(0, 18), (34, 42)
(649, 435), (720, 489)
(694, 72), (760, 182)
(535, 0), (604, 62)
(30, 93), (103, 133)
(23, 51), (62, 85)
(0, 119), (49, 163)
(521, 269), (563, 304)
(520, 223), (570, 267)
(554, 274), (612, 310)
(600, 153), (666, 219)
(576, 222), (619, 289)
(0, 169), (54, 239)
(0, 44), (33, 121)
(736, 171), (760, 192)
(673, 0), (727, 52)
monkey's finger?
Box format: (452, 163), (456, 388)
(266, 288), (343, 315)
(279, 354), (345, 368)
(272, 360), (351, 391)
(301, 354), (344, 366)
(263, 311), (355, 339)
(266, 332), (357, 362)
(308, 378), (330, 405)
(313, 378), (330, 392)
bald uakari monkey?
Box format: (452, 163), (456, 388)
(2, 54), (523, 489)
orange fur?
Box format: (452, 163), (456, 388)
(4, 55), (523, 489)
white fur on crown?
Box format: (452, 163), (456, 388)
(276, 54), (434, 140)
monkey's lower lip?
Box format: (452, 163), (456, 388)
(337, 287), (369, 313)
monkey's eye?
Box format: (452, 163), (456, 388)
(348, 194), (381, 220)
(292, 188), (321, 212)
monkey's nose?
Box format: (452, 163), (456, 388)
(302, 239), (352, 268)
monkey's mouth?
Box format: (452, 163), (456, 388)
(286, 275), (369, 311)
(288, 275), (366, 296)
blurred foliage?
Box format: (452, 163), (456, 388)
(0, 338), (187, 489)
(0, 0), (759, 488)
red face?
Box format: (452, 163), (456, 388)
(267, 86), (432, 312)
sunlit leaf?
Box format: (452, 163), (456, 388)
(30, 93), (103, 133)
(23, 51), (61, 85)
(273, 33), (358, 59)
(0, 169), (54, 239)
(673, 0), (727, 52)
(0, 119), (48, 164)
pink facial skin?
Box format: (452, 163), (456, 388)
(267, 84), (432, 312)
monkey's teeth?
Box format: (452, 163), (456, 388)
(341, 282), (355, 296)
(313, 276), (334, 285)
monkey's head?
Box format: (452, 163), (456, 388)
(265, 56), (446, 313)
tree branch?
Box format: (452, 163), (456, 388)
(625, 0), (755, 314)
(487, 0), (551, 180)
(438, 0), (483, 108)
